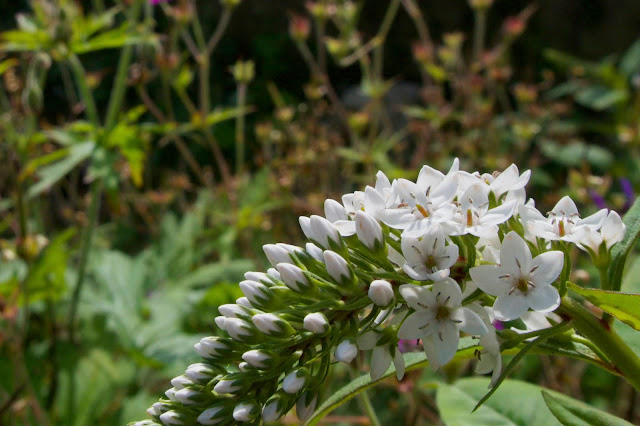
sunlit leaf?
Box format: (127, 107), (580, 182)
(568, 282), (640, 331)
(542, 391), (633, 426)
(609, 197), (640, 291)
(620, 39), (640, 77)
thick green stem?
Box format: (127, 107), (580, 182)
(559, 297), (640, 391)
(67, 179), (103, 341)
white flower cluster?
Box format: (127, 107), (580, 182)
(137, 159), (625, 425)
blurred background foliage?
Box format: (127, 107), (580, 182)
(0, 0), (639, 424)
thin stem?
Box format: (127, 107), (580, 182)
(353, 357), (382, 426)
(559, 297), (640, 391)
(235, 82), (247, 175)
(105, 1), (142, 131)
(206, 6), (233, 55)
(570, 334), (611, 364)
(372, 0), (401, 83)
(67, 54), (100, 128)
(472, 9), (487, 64)
(67, 179), (103, 341)
(401, 0), (432, 45)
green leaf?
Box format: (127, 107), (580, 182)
(620, 39), (640, 77)
(542, 390), (633, 426)
(305, 339), (480, 426)
(609, 197), (640, 291)
(437, 378), (561, 426)
(567, 282), (640, 331)
(27, 141), (95, 198)
(574, 85), (627, 111)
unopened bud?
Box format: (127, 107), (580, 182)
(214, 378), (243, 394)
(310, 215), (342, 249)
(252, 313), (295, 337)
(159, 410), (186, 425)
(218, 303), (248, 318)
(283, 368), (309, 394)
(174, 387), (206, 405)
(289, 15), (311, 41)
(224, 317), (258, 342)
(368, 280), (394, 307)
(262, 393), (289, 423)
(296, 391), (318, 422)
(197, 404), (229, 425)
(323, 250), (352, 284)
(239, 280), (272, 306)
(303, 312), (330, 334)
(263, 244), (294, 266)
(233, 401), (260, 422)
(355, 211), (384, 250)
(306, 242), (324, 261)
(324, 199), (347, 222)
(230, 60), (254, 84)
(242, 349), (274, 369)
(185, 363), (216, 384)
(335, 339), (358, 363)
(194, 337), (232, 359)
(170, 375), (193, 390)
(276, 263), (310, 292)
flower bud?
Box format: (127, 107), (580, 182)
(262, 393), (290, 423)
(323, 250), (351, 284)
(218, 303), (248, 318)
(233, 401), (260, 422)
(174, 387), (207, 405)
(305, 242), (324, 261)
(164, 387), (179, 401)
(214, 378), (243, 394)
(299, 216), (313, 240)
(244, 271), (271, 284)
(224, 317), (258, 342)
(147, 402), (169, 417)
(236, 296), (252, 308)
(335, 339), (358, 363)
(283, 367), (309, 394)
(194, 337), (232, 360)
(252, 313), (295, 337)
(355, 211), (384, 250)
(185, 363), (216, 384)
(214, 316), (227, 330)
(276, 263), (310, 292)
(263, 244), (293, 266)
(310, 215), (342, 249)
(368, 280), (394, 307)
(303, 312), (330, 335)
(134, 421), (161, 426)
(296, 391), (318, 422)
(324, 199), (348, 222)
(239, 280), (272, 306)
(197, 404), (229, 425)
(159, 410), (187, 425)
(170, 375), (193, 390)
(267, 267), (282, 281)
(242, 349), (275, 369)
(238, 361), (252, 372)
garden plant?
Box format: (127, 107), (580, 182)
(1, 0), (640, 425)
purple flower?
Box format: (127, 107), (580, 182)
(589, 190), (607, 210)
(620, 178), (635, 211)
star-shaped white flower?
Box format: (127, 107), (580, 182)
(357, 328), (405, 381)
(519, 196), (607, 243)
(401, 229), (459, 281)
(447, 183), (516, 238)
(579, 210), (626, 254)
(398, 278), (488, 369)
(470, 231), (564, 321)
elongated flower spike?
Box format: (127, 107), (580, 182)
(136, 160), (626, 425)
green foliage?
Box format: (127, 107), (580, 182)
(568, 282), (640, 331)
(542, 391), (633, 426)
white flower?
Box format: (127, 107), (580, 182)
(239, 280), (271, 306)
(579, 210), (626, 254)
(276, 263), (309, 292)
(263, 244), (294, 266)
(194, 336), (229, 359)
(185, 363), (215, 383)
(401, 229), (458, 281)
(487, 164), (531, 199)
(252, 313), (293, 337)
(174, 387), (202, 405)
(357, 330), (405, 381)
(335, 339), (358, 363)
(448, 183), (516, 238)
(379, 176), (458, 238)
(470, 231), (564, 321)
(398, 278), (488, 369)
(197, 406), (226, 425)
(467, 304), (502, 387)
(520, 196), (607, 243)
(305, 242), (324, 261)
(368, 280), (395, 307)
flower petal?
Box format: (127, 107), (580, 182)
(399, 284), (436, 310)
(525, 285), (560, 313)
(493, 294), (529, 321)
(500, 231), (532, 276)
(397, 311), (436, 339)
(433, 321), (460, 367)
(530, 251), (564, 287)
(432, 278), (462, 307)
(470, 265), (512, 296)
(393, 348), (406, 380)
(452, 307), (489, 336)
(370, 347), (392, 381)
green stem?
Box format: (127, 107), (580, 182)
(235, 82), (247, 175)
(353, 358), (382, 426)
(67, 179), (103, 341)
(472, 9), (487, 64)
(372, 0), (401, 83)
(105, 1), (142, 131)
(67, 54), (100, 128)
(559, 297), (640, 391)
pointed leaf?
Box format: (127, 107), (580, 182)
(437, 378), (561, 426)
(609, 197), (640, 291)
(568, 282), (640, 331)
(542, 391), (633, 426)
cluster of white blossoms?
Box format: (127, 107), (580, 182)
(135, 159), (625, 425)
